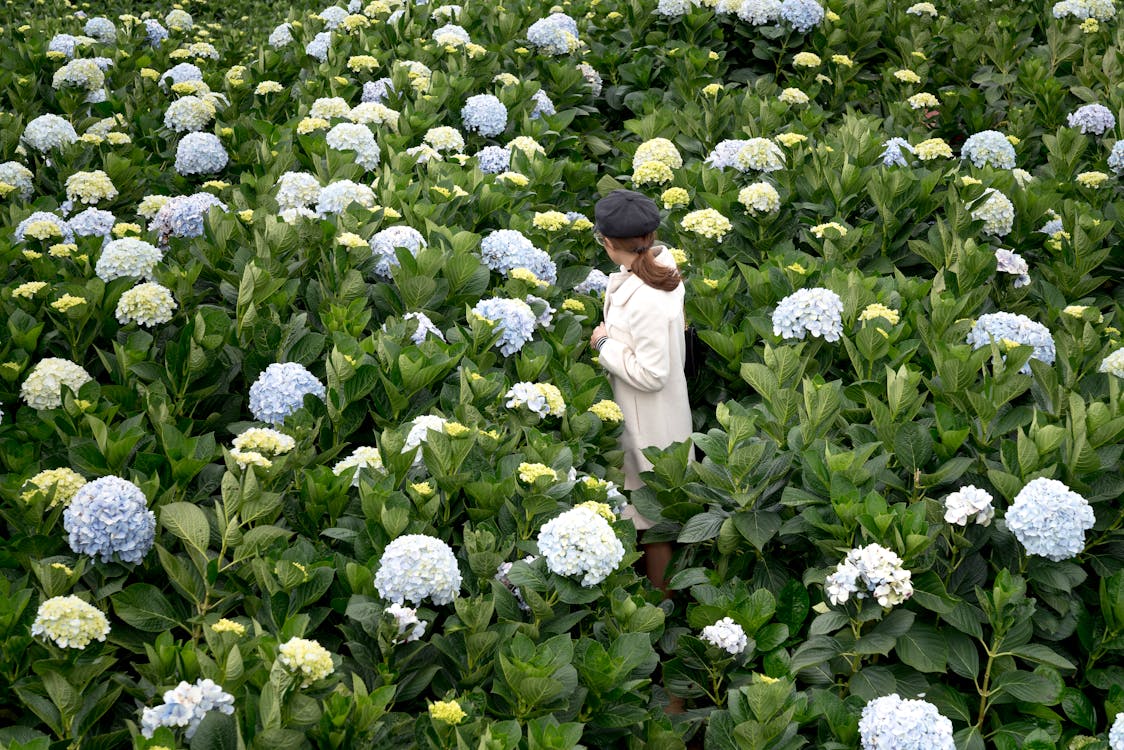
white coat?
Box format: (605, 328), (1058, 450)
(598, 245), (693, 529)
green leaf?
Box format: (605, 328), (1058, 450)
(732, 511), (781, 552)
(112, 584), (182, 632)
(896, 623), (948, 673)
(189, 711), (238, 750)
(893, 423), (933, 472)
(1060, 687), (1096, 731)
(159, 502), (211, 554)
(677, 511), (726, 543)
(991, 669), (1060, 704)
(1006, 644), (1075, 670)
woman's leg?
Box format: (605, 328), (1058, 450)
(641, 541), (673, 593)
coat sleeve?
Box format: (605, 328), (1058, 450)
(598, 298), (675, 393)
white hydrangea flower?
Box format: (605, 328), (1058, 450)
(772, 287), (844, 341)
(32, 595), (110, 648)
(537, 506), (624, 587)
(943, 485), (995, 526)
(332, 446), (384, 485)
(859, 694), (955, 750)
(278, 637), (335, 687)
(1100, 347), (1124, 378)
(374, 534), (462, 605)
(385, 603), (427, 642)
(115, 283), (177, 327)
(1110, 712), (1124, 750)
(96, 238), (163, 281)
(825, 543), (913, 608)
(1005, 477), (1094, 561)
(700, 617), (748, 655)
(970, 188), (1014, 237)
(21, 358), (93, 410)
(233, 428), (296, 455)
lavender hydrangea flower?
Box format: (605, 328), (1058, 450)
(249, 363), (327, 425)
(69, 208), (116, 238)
(475, 145), (511, 174)
(145, 19), (169, 45)
(64, 476), (155, 564)
(880, 137), (915, 167)
(530, 90), (556, 120)
(462, 94), (508, 137)
(1005, 477), (1094, 561)
(370, 226), (427, 277)
(966, 311), (1055, 373)
(962, 130), (1016, 168)
(1068, 103), (1116, 135)
(772, 287), (844, 341)
(83, 17), (116, 43)
(175, 133), (228, 176)
(472, 297), (537, 355)
(362, 78), (394, 103)
(994, 248), (1030, 287)
(306, 31), (332, 62)
(779, 0), (825, 32)
(859, 695), (955, 750)
(141, 679), (235, 740)
(151, 193), (227, 239)
(574, 269), (609, 295)
(1109, 141), (1124, 174)
(480, 229), (557, 283)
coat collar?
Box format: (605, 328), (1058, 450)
(606, 245), (669, 307)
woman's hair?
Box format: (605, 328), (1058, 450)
(606, 232), (681, 292)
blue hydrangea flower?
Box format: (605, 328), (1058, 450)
(527, 295), (555, 327)
(1067, 103), (1116, 135)
(69, 208), (116, 238)
(48, 34), (83, 57)
(527, 13), (580, 55)
(574, 269), (609, 294)
(966, 311), (1055, 373)
(249, 363), (326, 425)
(151, 193), (227, 239)
(145, 19), (169, 45)
(1005, 477), (1094, 561)
(404, 312), (445, 344)
(475, 145), (511, 174)
(1109, 141), (1124, 174)
(779, 0), (824, 32)
(14, 211), (74, 243)
(84, 17), (116, 43)
(736, 0), (783, 24)
(859, 695), (955, 750)
(64, 476), (155, 564)
(462, 95), (508, 137)
(374, 534), (462, 605)
(362, 78), (394, 103)
(880, 137), (915, 167)
(1039, 216), (1064, 235)
(306, 32), (332, 62)
(705, 139), (749, 170)
(318, 5), (349, 29)
(370, 226), (427, 277)
(480, 229), (557, 283)
(472, 297), (537, 355)
(161, 63), (203, 88)
(175, 133), (228, 176)
(962, 130), (1017, 168)
(772, 287), (844, 341)
(1110, 712), (1124, 750)
(268, 23), (293, 48)
(530, 90), (556, 120)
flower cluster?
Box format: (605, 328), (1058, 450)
(779, 0), (825, 31)
(1005, 477), (1094, 561)
(462, 94), (508, 137)
(15, 212), (74, 244)
(374, 534), (462, 605)
(472, 297), (538, 355)
(480, 230), (557, 283)
(165, 96), (217, 132)
(429, 700), (467, 725)
(961, 130), (1016, 168)
(970, 188), (1015, 237)
(278, 637), (335, 687)
(21, 358), (93, 410)
(588, 399), (624, 423)
(116, 283), (178, 327)
(527, 13), (581, 55)
(505, 382), (566, 417)
(175, 133), (229, 176)
(151, 193), (228, 239)
(31, 595), (110, 649)
(824, 543), (913, 608)
(22, 467), (87, 507)
(681, 208), (733, 241)
(700, 617), (749, 655)
(859, 694), (955, 750)
(23, 114), (78, 152)
(943, 485), (995, 526)
(1111, 712), (1124, 750)
(518, 462), (558, 483)
(1067, 103), (1116, 135)
(537, 505), (625, 586)
(633, 138), (683, 169)
(141, 679), (235, 740)
(966, 312), (1055, 373)
(737, 182), (781, 215)
(64, 476), (156, 564)
(386, 603), (427, 642)
(332, 446), (384, 485)
(248, 363), (327, 425)
(370, 226), (427, 277)
(326, 123), (380, 170)
(858, 303), (900, 326)
(772, 288), (844, 341)
(735, 138), (786, 172)
(1100, 347), (1124, 378)
(476, 145), (512, 174)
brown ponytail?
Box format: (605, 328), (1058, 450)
(607, 232), (681, 291)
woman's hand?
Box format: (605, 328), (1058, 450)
(590, 323), (608, 350)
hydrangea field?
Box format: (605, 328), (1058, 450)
(2, 0), (1124, 746)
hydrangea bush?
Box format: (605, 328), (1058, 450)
(1, 0), (1124, 746)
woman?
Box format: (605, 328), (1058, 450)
(589, 189), (693, 591)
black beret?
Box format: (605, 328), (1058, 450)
(594, 189), (661, 238)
